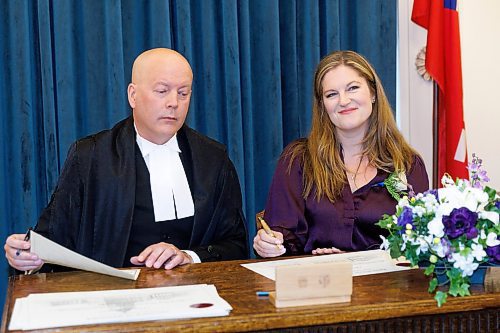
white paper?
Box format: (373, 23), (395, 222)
(241, 249), (411, 280)
(8, 284), (232, 330)
(30, 231), (140, 280)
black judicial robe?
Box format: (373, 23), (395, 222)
(34, 116), (248, 269)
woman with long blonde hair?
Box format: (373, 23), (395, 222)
(254, 50), (429, 257)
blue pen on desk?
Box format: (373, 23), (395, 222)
(256, 291), (270, 297)
(15, 227), (33, 256)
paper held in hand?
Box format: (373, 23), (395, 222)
(29, 230), (140, 280)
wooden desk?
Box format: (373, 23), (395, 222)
(2, 259), (499, 332)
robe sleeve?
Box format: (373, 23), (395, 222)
(33, 142), (84, 272)
(191, 156), (249, 261)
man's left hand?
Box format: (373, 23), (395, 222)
(130, 242), (193, 270)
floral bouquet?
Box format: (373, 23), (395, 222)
(377, 154), (500, 306)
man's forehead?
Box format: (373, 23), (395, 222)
(132, 49), (192, 83)
(153, 79), (192, 88)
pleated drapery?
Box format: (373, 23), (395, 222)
(0, 0), (397, 305)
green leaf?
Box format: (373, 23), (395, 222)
(428, 277), (438, 293)
(383, 172), (407, 201)
(389, 244), (402, 259)
(458, 283), (471, 297)
(424, 264), (435, 276)
(484, 186), (497, 200)
(375, 214), (394, 229)
(435, 291), (447, 307)
(448, 284), (459, 296)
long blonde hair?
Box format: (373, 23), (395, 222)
(286, 50), (417, 202)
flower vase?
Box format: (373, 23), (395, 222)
(434, 266), (485, 285)
(421, 262), (497, 285)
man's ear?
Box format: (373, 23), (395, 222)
(127, 83), (136, 108)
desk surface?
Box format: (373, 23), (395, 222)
(2, 259), (500, 332)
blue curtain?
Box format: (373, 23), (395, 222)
(0, 0), (396, 307)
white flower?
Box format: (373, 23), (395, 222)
(379, 235), (389, 250)
(427, 216), (445, 238)
(480, 229), (487, 239)
(397, 196), (409, 209)
(415, 235), (433, 255)
(486, 232), (500, 247)
(413, 205), (426, 217)
(394, 172), (408, 191)
(451, 252), (479, 277)
(461, 187), (489, 213)
(441, 174), (455, 187)
(422, 193), (438, 211)
(437, 187), (478, 213)
(434, 241), (447, 258)
(471, 243), (487, 261)
(479, 211), (499, 225)
(400, 234), (410, 251)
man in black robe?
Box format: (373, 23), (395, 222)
(4, 48), (248, 272)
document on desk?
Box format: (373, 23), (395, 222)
(242, 249), (411, 280)
(8, 284), (232, 330)
(29, 230), (140, 280)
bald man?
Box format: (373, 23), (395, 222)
(4, 48), (248, 273)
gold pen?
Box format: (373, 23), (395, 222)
(257, 216), (280, 249)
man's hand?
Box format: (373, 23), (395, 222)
(4, 234), (44, 271)
(130, 242), (193, 270)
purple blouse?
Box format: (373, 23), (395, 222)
(263, 148), (429, 256)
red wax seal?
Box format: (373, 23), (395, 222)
(189, 303), (214, 308)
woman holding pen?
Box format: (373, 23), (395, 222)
(253, 50), (429, 258)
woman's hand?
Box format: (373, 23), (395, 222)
(312, 247), (345, 255)
(130, 242), (193, 270)
(253, 229), (286, 258)
(4, 234), (44, 271)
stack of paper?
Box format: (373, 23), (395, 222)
(241, 249), (412, 280)
(9, 284), (232, 330)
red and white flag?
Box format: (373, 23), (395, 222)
(411, 0), (468, 180)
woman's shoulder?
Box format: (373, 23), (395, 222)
(409, 153), (427, 172)
(279, 138), (308, 166)
(407, 153), (430, 192)
(282, 138), (307, 157)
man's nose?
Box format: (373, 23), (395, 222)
(165, 91), (178, 109)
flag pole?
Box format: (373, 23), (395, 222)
(432, 82), (440, 188)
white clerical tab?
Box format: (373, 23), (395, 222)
(138, 133), (195, 222)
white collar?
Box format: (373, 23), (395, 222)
(135, 126), (181, 158)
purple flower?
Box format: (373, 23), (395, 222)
(486, 245), (500, 264)
(440, 238), (452, 257)
(467, 162), (479, 172)
(397, 206), (413, 232)
(442, 207), (478, 239)
(424, 189), (439, 200)
(468, 154), (490, 188)
(495, 200), (500, 210)
(478, 170), (490, 182)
